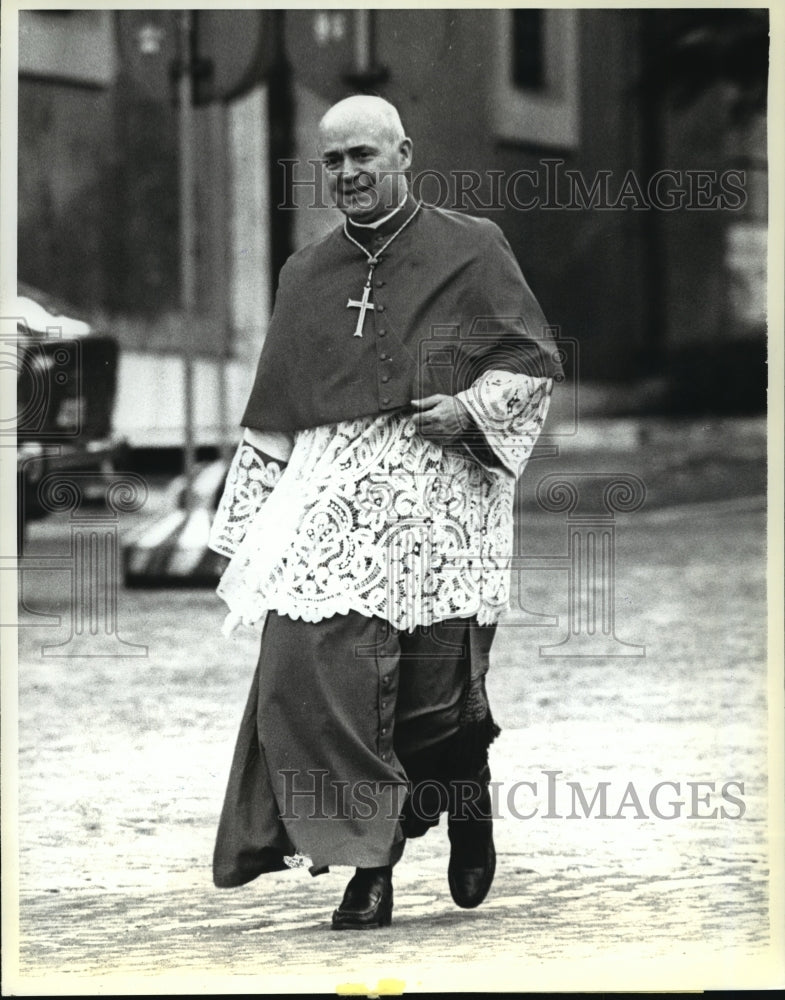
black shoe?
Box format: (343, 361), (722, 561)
(447, 768), (496, 909)
(331, 866), (393, 930)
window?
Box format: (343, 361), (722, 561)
(19, 10), (116, 87)
(512, 10), (545, 90)
(493, 9), (580, 149)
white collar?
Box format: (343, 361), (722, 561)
(349, 193), (409, 230)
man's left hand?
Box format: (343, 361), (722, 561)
(410, 394), (471, 443)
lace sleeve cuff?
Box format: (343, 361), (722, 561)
(208, 439), (287, 558)
(455, 371), (553, 477)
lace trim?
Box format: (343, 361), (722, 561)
(214, 373), (552, 632)
(208, 441), (285, 558)
(456, 372), (553, 476)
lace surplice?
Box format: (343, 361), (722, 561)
(209, 372), (553, 633)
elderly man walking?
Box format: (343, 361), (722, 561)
(209, 95), (560, 929)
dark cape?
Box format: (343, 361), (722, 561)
(241, 196), (562, 432)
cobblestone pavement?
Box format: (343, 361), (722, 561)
(5, 418), (782, 993)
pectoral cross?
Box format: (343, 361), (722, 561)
(347, 281), (375, 338)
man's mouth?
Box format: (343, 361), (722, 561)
(339, 185), (372, 198)
(337, 188), (376, 210)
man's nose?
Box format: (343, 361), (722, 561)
(337, 155), (360, 179)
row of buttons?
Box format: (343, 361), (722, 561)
(375, 290), (391, 402)
(378, 623), (396, 762)
(366, 269), (391, 405)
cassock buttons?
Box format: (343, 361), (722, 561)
(378, 329), (387, 337)
(381, 727), (388, 735)
(381, 375), (390, 383)
(376, 305), (385, 313)
(376, 279), (385, 287)
(379, 353), (388, 361)
(382, 396), (391, 405)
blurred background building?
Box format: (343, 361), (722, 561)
(18, 8), (768, 468)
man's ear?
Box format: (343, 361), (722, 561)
(398, 137), (413, 170)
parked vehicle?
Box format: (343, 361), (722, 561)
(16, 287), (129, 538)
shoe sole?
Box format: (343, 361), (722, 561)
(331, 893), (393, 930)
(331, 906), (393, 930)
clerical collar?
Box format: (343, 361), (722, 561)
(349, 194), (408, 230)
(345, 193), (419, 244)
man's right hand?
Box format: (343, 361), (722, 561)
(410, 395), (472, 443)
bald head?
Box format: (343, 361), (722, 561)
(318, 95), (406, 148)
(317, 95), (413, 222)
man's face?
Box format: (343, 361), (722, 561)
(318, 114), (412, 223)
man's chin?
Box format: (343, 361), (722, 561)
(339, 199), (380, 222)
(337, 192), (398, 223)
